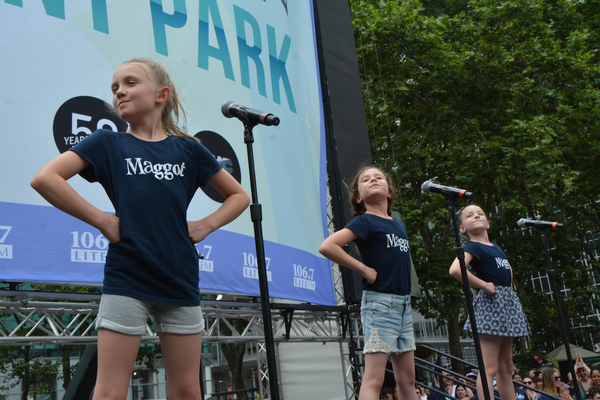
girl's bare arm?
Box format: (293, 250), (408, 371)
(30, 151), (120, 243)
(319, 228), (377, 284)
(187, 169), (250, 244)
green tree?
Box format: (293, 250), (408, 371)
(350, 0), (600, 370)
(0, 314), (62, 400)
(0, 284), (162, 397)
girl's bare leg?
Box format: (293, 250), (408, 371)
(390, 351), (419, 400)
(92, 328), (142, 400)
(159, 332), (203, 400)
(359, 352), (389, 400)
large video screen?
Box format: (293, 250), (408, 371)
(0, 0), (335, 305)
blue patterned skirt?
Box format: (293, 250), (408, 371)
(464, 285), (531, 337)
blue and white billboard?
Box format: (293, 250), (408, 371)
(0, 0), (335, 305)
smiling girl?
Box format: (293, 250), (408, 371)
(31, 58), (250, 400)
(449, 204), (531, 400)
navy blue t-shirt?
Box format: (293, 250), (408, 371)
(515, 387), (528, 400)
(470, 387), (526, 400)
(344, 214), (411, 295)
(427, 386), (452, 400)
(71, 129), (221, 305)
(464, 241), (512, 287)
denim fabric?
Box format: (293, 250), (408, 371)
(361, 290), (416, 354)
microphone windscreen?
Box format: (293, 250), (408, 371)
(421, 181), (431, 193)
(221, 100), (235, 118)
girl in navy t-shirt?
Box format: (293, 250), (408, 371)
(449, 204), (530, 400)
(319, 166), (418, 400)
(31, 58), (250, 400)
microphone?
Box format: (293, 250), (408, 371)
(221, 100), (280, 126)
(421, 180), (474, 199)
(517, 218), (563, 229)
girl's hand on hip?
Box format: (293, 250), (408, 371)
(187, 220), (212, 244)
(362, 266), (378, 284)
(101, 214), (121, 243)
(483, 282), (496, 296)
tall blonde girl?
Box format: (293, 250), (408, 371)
(31, 58), (250, 400)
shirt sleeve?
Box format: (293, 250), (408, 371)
(463, 241), (481, 262)
(193, 141), (222, 187)
(69, 129), (110, 183)
(344, 215), (369, 242)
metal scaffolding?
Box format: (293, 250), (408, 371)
(0, 174), (366, 399)
(0, 292), (363, 400)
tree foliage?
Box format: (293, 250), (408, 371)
(350, 0), (600, 366)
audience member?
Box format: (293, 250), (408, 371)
(578, 366), (592, 394)
(428, 371), (452, 400)
(590, 368), (600, 390)
(456, 385), (469, 400)
(536, 367), (573, 400)
(457, 376), (475, 398)
(576, 353), (592, 393)
(587, 385), (600, 400)
(416, 386), (428, 400)
(533, 372), (544, 392)
(568, 371), (586, 400)
(523, 375), (536, 400)
(381, 387), (394, 400)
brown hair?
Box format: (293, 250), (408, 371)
(124, 58), (199, 142)
(347, 165), (395, 217)
(540, 367), (561, 397)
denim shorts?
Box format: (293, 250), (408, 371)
(361, 290), (416, 354)
(96, 294), (205, 335)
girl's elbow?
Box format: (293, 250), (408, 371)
(242, 192), (251, 208)
(30, 173), (46, 193)
(449, 265), (459, 278)
(318, 243), (327, 256)
(318, 242), (333, 258)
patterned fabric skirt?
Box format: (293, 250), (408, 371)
(464, 285), (531, 337)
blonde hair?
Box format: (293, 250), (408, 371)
(347, 165), (395, 218)
(123, 58), (199, 142)
(540, 367), (561, 397)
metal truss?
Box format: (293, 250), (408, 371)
(0, 293), (364, 400)
(0, 294), (360, 347)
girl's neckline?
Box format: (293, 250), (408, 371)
(364, 212), (393, 220)
(470, 240), (494, 247)
(125, 132), (170, 143)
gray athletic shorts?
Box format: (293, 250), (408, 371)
(96, 294), (205, 335)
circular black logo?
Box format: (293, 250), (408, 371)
(53, 96), (128, 153)
(194, 130), (242, 203)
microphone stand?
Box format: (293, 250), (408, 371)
(444, 192), (491, 400)
(533, 227), (581, 400)
(235, 112), (280, 400)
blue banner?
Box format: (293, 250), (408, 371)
(0, 0), (335, 305)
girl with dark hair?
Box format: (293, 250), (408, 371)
(319, 166), (417, 400)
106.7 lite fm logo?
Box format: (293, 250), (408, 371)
(53, 96), (243, 264)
